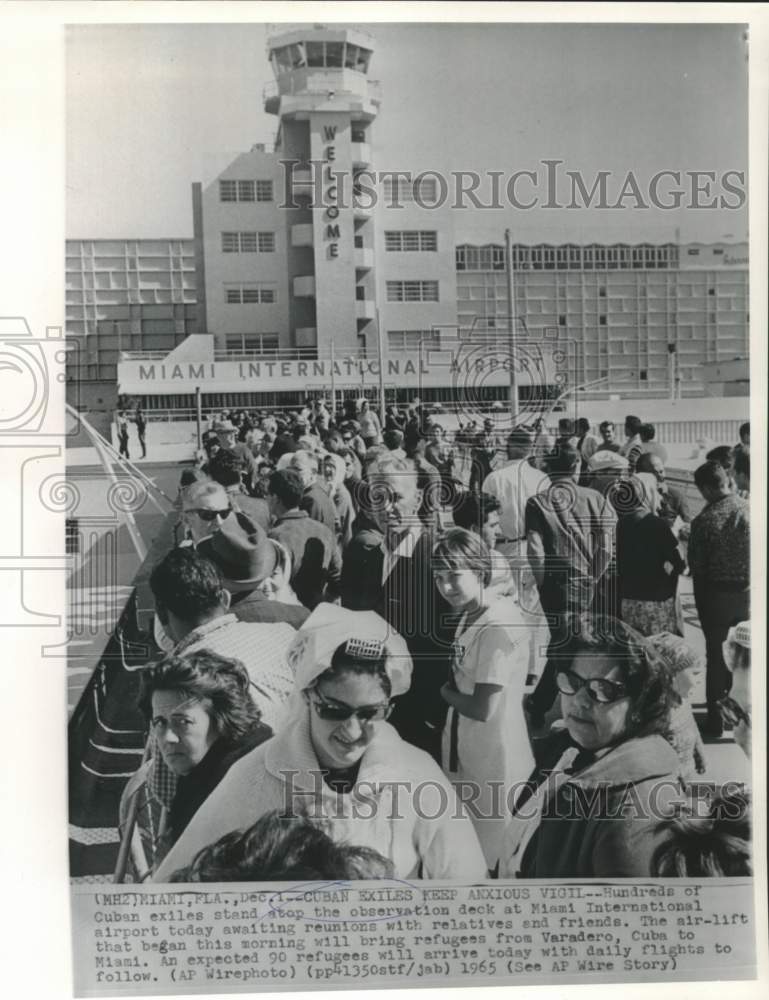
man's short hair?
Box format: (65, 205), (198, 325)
(506, 427), (534, 455)
(694, 460), (730, 493)
(739, 421), (749, 442)
(705, 445), (734, 471)
(150, 547), (224, 623)
(639, 422), (656, 442)
(625, 415), (642, 435)
(268, 468), (305, 509)
(575, 418), (590, 435)
(182, 481), (228, 509)
(599, 420), (615, 434)
(558, 417), (575, 436)
(208, 448), (243, 488)
(547, 442), (581, 476)
(452, 491), (501, 532)
(383, 428), (404, 451)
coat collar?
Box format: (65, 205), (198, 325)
(567, 734), (680, 789)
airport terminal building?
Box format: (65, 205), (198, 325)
(66, 24), (749, 416)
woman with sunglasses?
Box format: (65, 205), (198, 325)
(153, 604), (487, 881)
(500, 616), (682, 878)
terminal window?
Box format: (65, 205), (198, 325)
(385, 231), (438, 252)
(386, 280), (440, 302)
(224, 284), (277, 304)
(219, 180), (273, 203)
(388, 329), (441, 351)
(222, 232), (276, 253)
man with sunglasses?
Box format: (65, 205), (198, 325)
(207, 448), (270, 532)
(181, 482), (236, 545)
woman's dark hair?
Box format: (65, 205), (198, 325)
(652, 788), (752, 877)
(566, 616), (674, 737)
(169, 808), (394, 882)
(432, 527), (493, 587)
(315, 644), (392, 699)
(138, 650), (262, 742)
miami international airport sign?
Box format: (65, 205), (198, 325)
(118, 345), (562, 396)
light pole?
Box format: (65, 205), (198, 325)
(505, 228), (519, 423)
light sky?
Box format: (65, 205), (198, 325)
(66, 21), (749, 243)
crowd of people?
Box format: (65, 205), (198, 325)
(117, 397), (751, 883)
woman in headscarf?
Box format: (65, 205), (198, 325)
(153, 604), (487, 881)
(615, 472), (685, 636)
(320, 452), (354, 548)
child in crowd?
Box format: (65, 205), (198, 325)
(648, 632), (707, 780)
(432, 528), (533, 871)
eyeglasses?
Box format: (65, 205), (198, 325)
(556, 668), (628, 704)
(310, 692), (392, 724)
(717, 695), (750, 729)
(186, 506), (232, 522)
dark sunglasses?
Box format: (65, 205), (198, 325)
(310, 692), (392, 724)
(188, 506), (232, 522)
(717, 695), (750, 729)
(556, 668), (628, 705)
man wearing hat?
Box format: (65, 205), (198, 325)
(198, 516), (310, 630)
(150, 546), (296, 732)
(213, 418), (258, 494)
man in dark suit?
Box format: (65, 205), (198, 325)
(267, 468), (341, 610)
(341, 456), (453, 762)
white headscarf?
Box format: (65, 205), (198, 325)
(286, 603), (412, 696)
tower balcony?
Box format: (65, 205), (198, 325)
(263, 74), (381, 119)
(355, 299), (376, 321)
(354, 246), (374, 270)
(293, 275), (316, 297)
(291, 223), (314, 247)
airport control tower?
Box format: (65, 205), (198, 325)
(264, 25), (381, 357)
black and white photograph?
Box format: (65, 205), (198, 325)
(0, 3), (765, 998)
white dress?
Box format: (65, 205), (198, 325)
(441, 597), (535, 869)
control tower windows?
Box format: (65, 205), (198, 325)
(325, 42), (344, 67)
(306, 42), (324, 67)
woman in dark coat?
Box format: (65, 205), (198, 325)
(501, 617), (682, 878)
